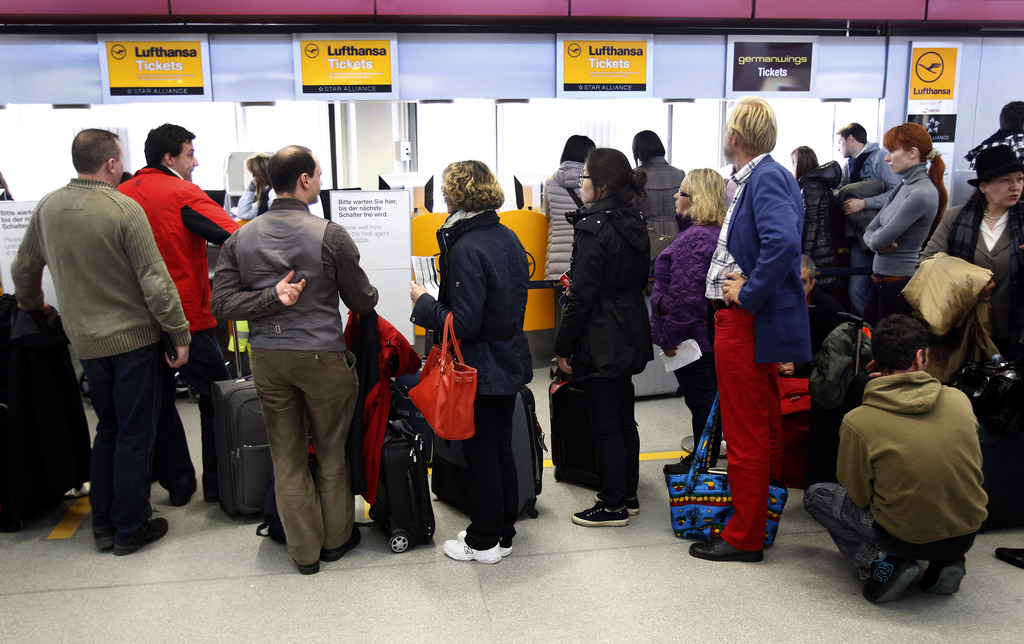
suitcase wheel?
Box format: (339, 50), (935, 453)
(553, 466), (564, 482)
(367, 506), (378, 523)
(390, 532), (411, 553)
(526, 507), (539, 519)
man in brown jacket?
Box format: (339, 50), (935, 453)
(803, 314), (987, 603)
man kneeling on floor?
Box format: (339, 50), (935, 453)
(803, 314), (987, 603)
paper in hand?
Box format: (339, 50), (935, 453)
(660, 339), (702, 372)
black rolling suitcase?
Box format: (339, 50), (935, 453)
(430, 387), (545, 518)
(548, 377), (602, 489)
(978, 423), (1024, 530)
(212, 377), (273, 516)
(370, 419), (434, 553)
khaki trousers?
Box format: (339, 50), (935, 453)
(251, 348), (358, 566)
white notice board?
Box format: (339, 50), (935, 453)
(328, 190), (413, 342)
(0, 201), (58, 306)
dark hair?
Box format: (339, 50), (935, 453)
(836, 123), (868, 145)
(268, 146), (316, 194)
(999, 101), (1024, 131)
(586, 148), (647, 208)
(560, 135), (596, 164)
(792, 146), (819, 180)
(631, 131), (666, 166)
(144, 123), (195, 167)
(246, 153), (271, 201)
(71, 129), (120, 174)
(872, 314), (930, 373)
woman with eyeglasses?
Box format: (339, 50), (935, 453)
(555, 148), (652, 527)
(650, 169), (725, 473)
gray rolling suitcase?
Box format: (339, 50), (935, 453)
(430, 387), (545, 518)
(212, 377), (273, 516)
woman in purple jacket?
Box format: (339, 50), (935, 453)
(650, 168), (725, 472)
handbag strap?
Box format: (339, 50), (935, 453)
(442, 312), (467, 364)
(688, 394), (720, 475)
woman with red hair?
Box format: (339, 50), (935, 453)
(862, 122), (947, 325)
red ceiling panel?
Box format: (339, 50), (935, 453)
(376, 0), (568, 17)
(755, 0), (926, 20)
(168, 0), (373, 18)
(0, 0), (168, 16)
(570, 0), (750, 18)
(927, 0), (1024, 20)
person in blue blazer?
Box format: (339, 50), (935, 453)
(690, 97), (812, 563)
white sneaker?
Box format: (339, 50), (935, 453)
(444, 533), (502, 564)
(457, 530), (511, 557)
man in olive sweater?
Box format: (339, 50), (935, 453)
(10, 129), (191, 556)
(804, 315), (987, 603)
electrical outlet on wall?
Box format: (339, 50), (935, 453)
(397, 140), (412, 161)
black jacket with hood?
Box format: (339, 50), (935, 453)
(798, 161), (843, 289)
(555, 197), (653, 381)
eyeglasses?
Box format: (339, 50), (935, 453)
(578, 175), (591, 184)
(675, 191), (690, 199)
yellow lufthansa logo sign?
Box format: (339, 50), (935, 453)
(910, 48), (957, 100)
(106, 40), (204, 96)
(563, 40), (647, 92)
(299, 40), (393, 94)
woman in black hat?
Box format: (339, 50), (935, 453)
(922, 144), (1024, 358)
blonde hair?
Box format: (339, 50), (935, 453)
(727, 97), (777, 156)
(686, 169), (727, 227)
(441, 160), (504, 212)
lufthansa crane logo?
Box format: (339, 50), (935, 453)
(914, 51), (944, 84)
(304, 43), (320, 59)
(110, 44), (127, 60)
(567, 43), (582, 58)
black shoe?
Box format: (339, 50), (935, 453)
(689, 537), (763, 562)
(203, 494), (219, 503)
(94, 528), (115, 551)
(321, 525), (361, 562)
(0, 517), (24, 533)
(169, 478), (197, 507)
(663, 454), (695, 476)
(572, 503), (629, 527)
(920, 560), (966, 594)
(862, 555), (920, 603)
(295, 559), (320, 575)
(995, 547), (1024, 570)
(113, 518), (169, 556)
(594, 494), (640, 516)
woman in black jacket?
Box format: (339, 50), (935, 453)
(555, 148), (652, 527)
(410, 161), (532, 564)
(793, 146), (843, 291)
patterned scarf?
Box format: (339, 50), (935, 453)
(947, 198), (1024, 344)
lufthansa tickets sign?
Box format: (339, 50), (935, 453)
(293, 34), (399, 100)
(98, 35), (211, 102)
(557, 34), (653, 98)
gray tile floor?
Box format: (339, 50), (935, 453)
(2, 366), (1022, 642)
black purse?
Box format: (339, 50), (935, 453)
(951, 358), (1023, 434)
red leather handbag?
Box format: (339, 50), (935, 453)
(409, 313), (478, 440)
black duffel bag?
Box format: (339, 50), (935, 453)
(951, 358), (1023, 434)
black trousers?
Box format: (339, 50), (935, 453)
(463, 394), (519, 551)
(584, 377), (639, 510)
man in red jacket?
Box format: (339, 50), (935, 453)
(119, 123), (239, 504)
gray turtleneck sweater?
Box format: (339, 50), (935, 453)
(863, 162), (939, 276)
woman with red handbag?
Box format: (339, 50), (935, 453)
(555, 148), (653, 527)
(409, 161), (532, 564)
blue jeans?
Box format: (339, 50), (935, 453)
(673, 352), (719, 466)
(804, 482), (883, 577)
(847, 244), (873, 317)
(152, 367), (196, 498)
(583, 377), (639, 511)
(83, 343), (163, 540)
(176, 327), (232, 498)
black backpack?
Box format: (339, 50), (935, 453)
(256, 455), (317, 544)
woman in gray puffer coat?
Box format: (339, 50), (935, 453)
(542, 135), (595, 280)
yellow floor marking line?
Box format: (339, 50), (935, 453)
(47, 497), (91, 540)
(542, 450), (686, 469)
